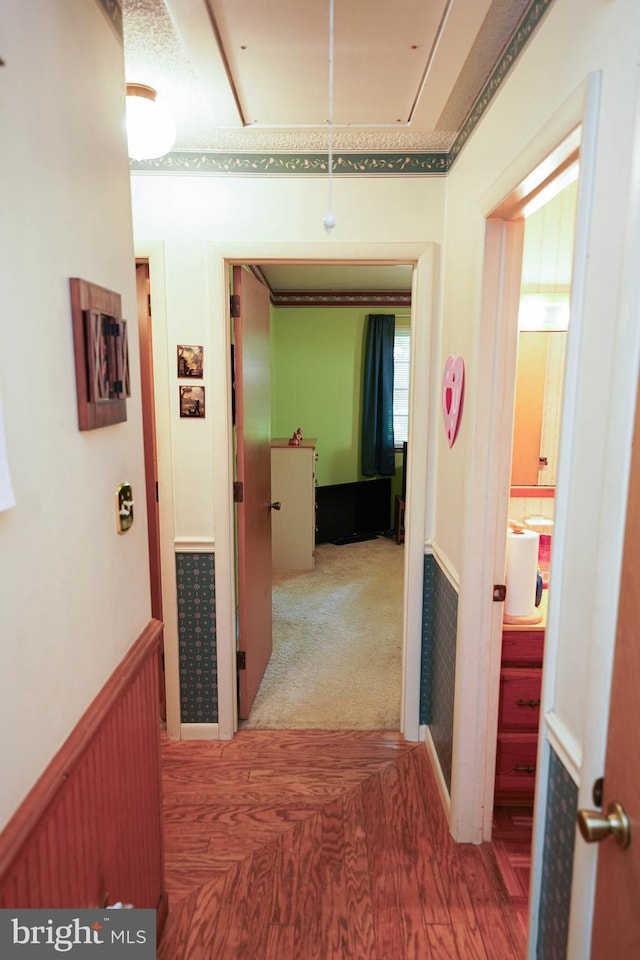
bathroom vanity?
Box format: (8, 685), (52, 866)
(494, 595), (547, 802)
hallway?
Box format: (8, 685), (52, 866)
(158, 731), (525, 959)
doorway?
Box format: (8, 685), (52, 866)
(148, 240), (435, 744)
(136, 259), (166, 720)
(490, 173), (579, 928)
(232, 261), (414, 730)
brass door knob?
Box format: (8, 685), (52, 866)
(577, 801), (631, 849)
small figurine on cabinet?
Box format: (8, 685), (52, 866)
(288, 427), (303, 446)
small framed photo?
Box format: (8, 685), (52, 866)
(177, 344), (204, 378)
(180, 385), (205, 418)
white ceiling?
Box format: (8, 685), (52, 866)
(123, 0), (532, 154)
(259, 263), (413, 294)
(122, 0), (534, 293)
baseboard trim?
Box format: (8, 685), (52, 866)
(180, 722), (220, 740)
(424, 725), (452, 817)
(156, 890), (169, 942)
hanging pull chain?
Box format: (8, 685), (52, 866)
(323, 0), (336, 233)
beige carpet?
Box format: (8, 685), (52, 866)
(241, 536), (404, 730)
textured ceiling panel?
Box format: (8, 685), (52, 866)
(436, 0), (530, 131)
(209, 0), (449, 127)
(261, 263), (413, 294)
(122, 0), (545, 153)
(123, 0), (224, 144)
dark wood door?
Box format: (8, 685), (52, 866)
(233, 265), (273, 719)
(589, 375), (640, 955)
(136, 261), (165, 719)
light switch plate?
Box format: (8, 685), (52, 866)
(115, 482), (134, 534)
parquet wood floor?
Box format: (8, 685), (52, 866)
(159, 731), (525, 959)
(491, 805), (533, 938)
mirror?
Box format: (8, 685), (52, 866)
(511, 329), (567, 487)
(510, 174), (578, 494)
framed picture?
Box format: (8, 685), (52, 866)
(180, 385), (205, 418)
(177, 344), (204, 378)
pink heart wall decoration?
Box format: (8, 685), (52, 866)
(442, 355), (465, 447)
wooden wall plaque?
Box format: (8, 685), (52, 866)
(70, 278), (130, 430)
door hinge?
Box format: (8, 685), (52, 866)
(233, 481), (244, 502)
(155, 480), (159, 503)
(237, 650), (246, 671)
(493, 584), (507, 602)
(230, 293), (240, 318)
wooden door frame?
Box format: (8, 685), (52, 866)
(465, 71), (640, 957)
(451, 112), (586, 846)
(208, 241), (438, 741)
(565, 65), (640, 957)
(232, 265), (274, 719)
(136, 259), (166, 719)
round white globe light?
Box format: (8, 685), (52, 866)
(126, 84), (176, 161)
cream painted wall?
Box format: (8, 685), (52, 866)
(0, 2), (149, 829)
(132, 175), (445, 247)
(164, 245), (216, 540)
(131, 176), (446, 548)
(443, 0), (640, 758)
(438, 0), (640, 951)
(131, 176), (444, 738)
(130, 2), (640, 937)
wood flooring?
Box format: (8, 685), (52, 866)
(491, 805), (533, 938)
(159, 730), (526, 960)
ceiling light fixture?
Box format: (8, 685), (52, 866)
(125, 83), (176, 161)
(322, 0), (336, 234)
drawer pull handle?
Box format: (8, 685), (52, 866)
(516, 698), (541, 708)
(514, 764), (536, 773)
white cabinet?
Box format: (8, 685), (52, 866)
(270, 439), (317, 570)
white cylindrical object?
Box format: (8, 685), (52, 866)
(505, 529), (540, 617)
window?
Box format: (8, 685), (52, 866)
(393, 324), (410, 445)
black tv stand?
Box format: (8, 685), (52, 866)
(315, 477), (392, 544)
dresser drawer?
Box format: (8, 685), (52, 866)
(501, 628), (544, 666)
(495, 733), (538, 801)
(498, 668), (542, 732)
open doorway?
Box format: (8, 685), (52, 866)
(232, 261), (413, 731)
(489, 160), (580, 931)
(135, 259), (166, 721)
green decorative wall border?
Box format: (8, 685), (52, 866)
(449, 0), (555, 166)
(271, 291), (412, 307)
(95, 0), (123, 41)
(130, 0), (554, 177)
(130, 152), (448, 176)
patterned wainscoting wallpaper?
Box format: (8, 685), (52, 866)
(420, 553), (459, 792)
(175, 552), (218, 724)
(536, 746), (577, 959)
(420, 556), (435, 723)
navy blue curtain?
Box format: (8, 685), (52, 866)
(361, 313), (395, 476)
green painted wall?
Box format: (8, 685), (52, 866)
(271, 305), (403, 494)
